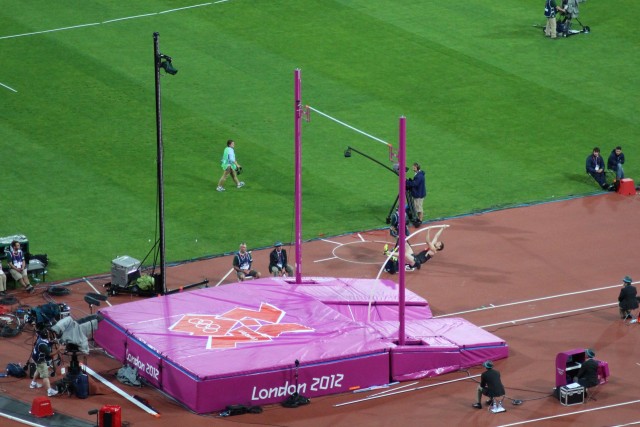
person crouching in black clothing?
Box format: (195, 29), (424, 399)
(473, 360), (505, 410)
(575, 348), (599, 388)
(618, 276), (639, 320)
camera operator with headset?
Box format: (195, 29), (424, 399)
(558, 0), (582, 36)
(29, 329), (59, 397)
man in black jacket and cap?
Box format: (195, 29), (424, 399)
(618, 276), (638, 321)
(575, 348), (599, 388)
(473, 360), (506, 410)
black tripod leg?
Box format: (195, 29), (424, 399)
(387, 195), (399, 224)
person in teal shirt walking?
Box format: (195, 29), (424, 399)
(217, 139), (244, 192)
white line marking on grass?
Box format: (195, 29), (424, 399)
(496, 399), (640, 426)
(314, 256), (338, 263)
(436, 283), (623, 318)
(102, 13), (158, 24)
(0, 22), (100, 40)
(0, 82), (17, 92)
(160, 3), (212, 13)
(480, 302), (617, 328)
(0, 1), (232, 40)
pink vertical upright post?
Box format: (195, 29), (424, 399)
(398, 116), (407, 345)
(294, 69), (303, 283)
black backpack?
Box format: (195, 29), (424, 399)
(384, 258), (399, 274)
(6, 363), (26, 378)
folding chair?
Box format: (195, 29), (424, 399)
(586, 383), (603, 402)
(586, 361), (610, 402)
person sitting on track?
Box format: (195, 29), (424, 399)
(618, 276), (638, 321)
(473, 360), (505, 410)
(233, 243), (261, 282)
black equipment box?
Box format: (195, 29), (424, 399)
(559, 385), (584, 406)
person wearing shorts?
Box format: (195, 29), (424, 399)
(406, 162), (426, 224)
(7, 241), (33, 293)
(217, 139), (244, 192)
(0, 267), (7, 296)
(30, 330), (59, 397)
(233, 243), (261, 281)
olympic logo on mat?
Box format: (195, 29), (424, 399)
(169, 302), (314, 349)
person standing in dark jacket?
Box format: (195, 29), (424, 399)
(473, 361), (506, 410)
(607, 146), (626, 181)
(575, 349), (599, 388)
(406, 162), (427, 224)
(618, 276), (639, 320)
(586, 147), (609, 190)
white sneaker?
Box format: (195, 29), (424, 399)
(404, 264), (415, 272)
(237, 182), (245, 188)
(47, 389), (58, 397)
(216, 186), (225, 192)
(630, 319), (638, 324)
(30, 382), (43, 389)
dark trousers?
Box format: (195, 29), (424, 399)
(589, 172), (607, 189)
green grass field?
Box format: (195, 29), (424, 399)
(2, 1), (638, 281)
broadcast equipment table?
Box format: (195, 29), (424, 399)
(556, 348), (610, 388)
(556, 348), (588, 387)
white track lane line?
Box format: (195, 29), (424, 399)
(314, 256), (338, 263)
(496, 399), (640, 427)
(320, 238), (342, 245)
(480, 302), (617, 328)
(437, 282), (628, 318)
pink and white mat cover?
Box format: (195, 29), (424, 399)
(94, 277), (507, 413)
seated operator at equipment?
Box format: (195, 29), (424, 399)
(574, 348), (599, 388)
(473, 360), (505, 411)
